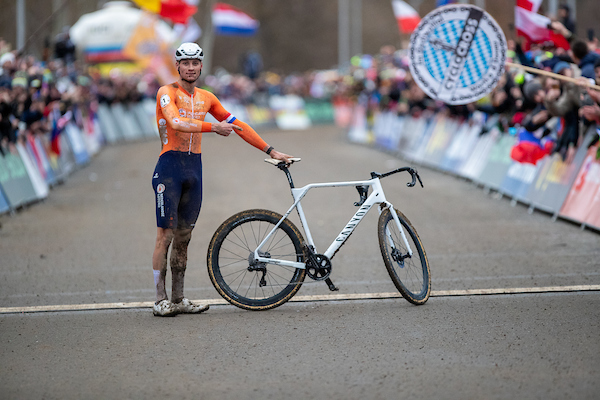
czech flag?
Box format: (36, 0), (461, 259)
(391, 0), (421, 34)
(132, 0), (197, 24)
(212, 3), (259, 36)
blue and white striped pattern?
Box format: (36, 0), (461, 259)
(423, 19), (492, 88)
(226, 114), (237, 123)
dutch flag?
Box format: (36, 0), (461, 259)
(212, 3), (259, 36)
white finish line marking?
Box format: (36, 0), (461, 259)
(1, 285), (599, 314)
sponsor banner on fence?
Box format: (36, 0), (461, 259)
(475, 131), (517, 189)
(499, 160), (539, 200)
(268, 95), (311, 130)
(398, 116), (429, 157)
(245, 104), (276, 129)
(439, 119), (483, 173)
(559, 146), (600, 229)
(131, 103), (157, 139)
(347, 104), (370, 144)
(406, 116), (438, 163)
(82, 116), (105, 155)
(0, 184), (9, 213)
(16, 142), (49, 200)
(333, 100), (353, 128)
(111, 104), (143, 141)
(374, 112), (403, 151)
(0, 149), (38, 208)
(524, 129), (596, 214)
(304, 99), (335, 125)
(420, 117), (457, 167)
(26, 135), (57, 187)
(97, 103), (123, 144)
(65, 123), (91, 166)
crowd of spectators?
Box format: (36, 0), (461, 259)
(1, 13), (599, 166)
(0, 37), (162, 155)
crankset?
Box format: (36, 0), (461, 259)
(306, 253), (332, 281)
(304, 246), (339, 291)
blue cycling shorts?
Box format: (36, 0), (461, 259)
(152, 151), (202, 230)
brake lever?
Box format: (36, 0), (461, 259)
(416, 172), (424, 188)
(406, 168), (424, 188)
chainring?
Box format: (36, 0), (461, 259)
(306, 253), (332, 281)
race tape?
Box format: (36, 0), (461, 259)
(408, 5), (507, 105)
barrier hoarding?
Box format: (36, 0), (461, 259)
(64, 123), (91, 166)
(439, 120), (483, 173)
(131, 103), (157, 139)
(97, 104), (123, 143)
(420, 117), (457, 168)
(347, 104), (370, 144)
(246, 104), (276, 129)
(373, 112), (403, 151)
(0, 184), (9, 213)
(111, 103), (143, 141)
(333, 100), (353, 128)
(304, 99), (335, 125)
(16, 142), (49, 200)
(269, 95), (311, 130)
(524, 129), (597, 214)
(0, 149), (38, 208)
(475, 132), (517, 189)
(559, 146), (600, 229)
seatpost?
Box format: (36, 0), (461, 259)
(278, 164), (295, 189)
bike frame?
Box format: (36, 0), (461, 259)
(253, 176), (414, 269)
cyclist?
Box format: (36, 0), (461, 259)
(152, 42), (293, 316)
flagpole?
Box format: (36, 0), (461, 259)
(338, 0), (350, 72)
(506, 61), (600, 91)
(200, 0), (215, 76)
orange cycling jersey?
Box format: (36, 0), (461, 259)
(155, 82), (268, 155)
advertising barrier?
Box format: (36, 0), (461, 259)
(269, 95), (311, 130)
(0, 148), (38, 209)
(352, 106), (600, 232)
(560, 147), (600, 230)
(0, 185), (9, 214)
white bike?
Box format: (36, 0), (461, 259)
(207, 158), (430, 311)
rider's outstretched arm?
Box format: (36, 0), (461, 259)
(205, 91), (268, 151)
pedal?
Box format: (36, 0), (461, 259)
(325, 278), (339, 291)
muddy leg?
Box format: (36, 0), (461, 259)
(153, 227), (174, 303)
(171, 228), (192, 303)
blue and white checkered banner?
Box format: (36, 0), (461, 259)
(408, 5), (506, 105)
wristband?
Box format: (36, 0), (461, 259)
(266, 146), (274, 155)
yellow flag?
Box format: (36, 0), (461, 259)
(131, 0), (161, 14)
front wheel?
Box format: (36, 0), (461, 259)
(378, 208), (430, 305)
(207, 209), (306, 311)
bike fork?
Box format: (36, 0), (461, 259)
(381, 203), (413, 258)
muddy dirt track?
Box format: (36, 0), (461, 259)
(1, 126), (599, 399)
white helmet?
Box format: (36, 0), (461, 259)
(175, 43), (204, 61)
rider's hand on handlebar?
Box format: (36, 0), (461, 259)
(270, 150), (293, 165)
(211, 121), (242, 137)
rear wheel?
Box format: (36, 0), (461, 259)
(378, 208), (430, 305)
(207, 209), (306, 311)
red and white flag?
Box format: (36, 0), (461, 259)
(391, 0), (421, 34)
(514, 0), (569, 50)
